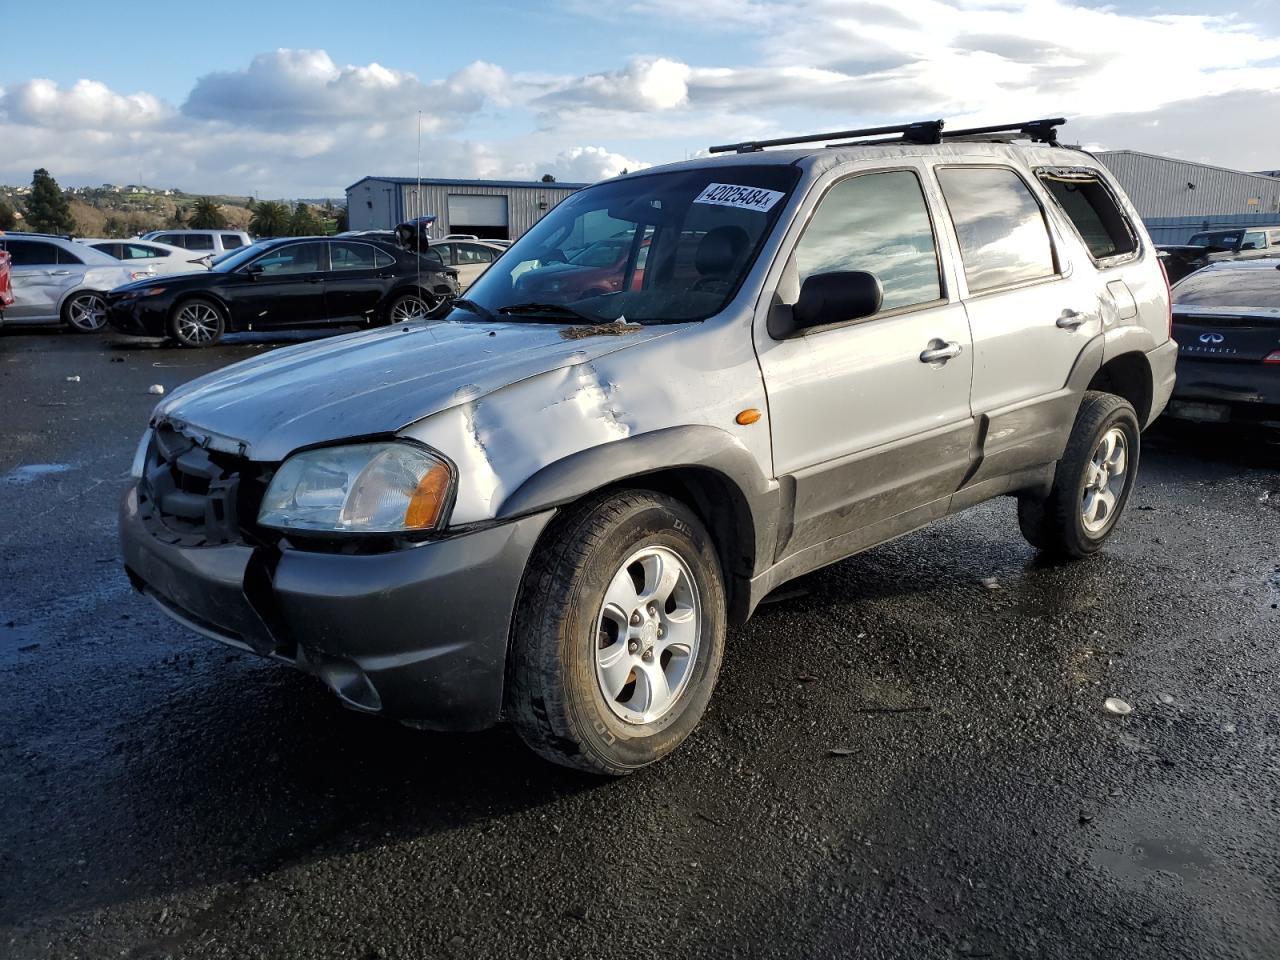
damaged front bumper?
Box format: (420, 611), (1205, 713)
(120, 483), (553, 731)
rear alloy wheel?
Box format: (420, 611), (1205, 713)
(63, 292), (107, 333)
(387, 292), (441, 323)
(169, 299), (225, 348)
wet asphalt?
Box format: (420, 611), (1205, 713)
(1, 326), (1278, 960)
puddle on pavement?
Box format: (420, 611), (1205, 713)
(1, 463), (72, 485)
(0, 613), (42, 667)
(1093, 835), (1214, 890)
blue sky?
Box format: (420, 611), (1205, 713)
(2, 0), (1279, 196)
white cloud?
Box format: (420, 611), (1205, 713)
(0, 78), (170, 129)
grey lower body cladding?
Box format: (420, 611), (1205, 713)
(120, 483), (553, 731)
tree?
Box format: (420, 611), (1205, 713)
(0, 198), (16, 231)
(540, 173), (556, 183)
(333, 207), (349, 232)
(188, 197), (227, 229)
(167, 206), (187, 229)
(25, 169), (76, 234)
(104, 215), (127, 238)
(287, 201), (322, 236)
(248, 200), (290, 238)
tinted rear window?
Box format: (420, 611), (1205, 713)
(1038, 171), (1137, 260)
(1174, 268), (1280, 308)
(937, 167), (1056, 292)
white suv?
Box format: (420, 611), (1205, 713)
(140, 229), (252, 261)
(121, 118), (1176, 773)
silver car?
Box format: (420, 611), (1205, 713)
(0, 233), (148, 332)
(120, 117), (1177, 773)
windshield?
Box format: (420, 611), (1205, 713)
(1187, 231), (1240, 250)
(212, 243), (270, 273)
(452, 165), (800, 324)
(1174, 267), (1280, 308)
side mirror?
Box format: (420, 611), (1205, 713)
(243, 263), (264, 279)
(792, 271), (883, 332)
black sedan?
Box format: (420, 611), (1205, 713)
(106, 237), (460, 347)
(1168, 258), (1280, 427)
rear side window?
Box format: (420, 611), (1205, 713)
(154, 234), (182, 247)
(184, 234), (215, 251)
(329, 241), (378, 271)
(126, 245), (165, 259)
(1038, 171), (1138, 261)
(937, 167), (1056, 293)
(5, 240), (60, 266)
(92, 243), (123, 259)
(221, 234), (245, 249)
(374, 249), (396, 269)
(56, 246), (84, 265)
(1241, 231), (1267, 251)
(795, 169), (942, 312)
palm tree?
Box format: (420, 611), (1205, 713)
(188, 196), (227, 229)
(248, 200), (290, 238)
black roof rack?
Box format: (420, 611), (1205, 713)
(708, 117), (1066, 154)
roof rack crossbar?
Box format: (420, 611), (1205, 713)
(708, 116), (1067, 153)
(708, 120), (944, 154)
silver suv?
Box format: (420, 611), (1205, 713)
(120, 118), (1177, 774)
(0, 233), (149, 331)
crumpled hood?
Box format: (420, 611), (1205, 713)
(152, 320), (675, 460)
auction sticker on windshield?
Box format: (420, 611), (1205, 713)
(693, 183), (785, 213)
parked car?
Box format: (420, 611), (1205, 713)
(120, 117), (1175, 773)
(1157, 225), (1280, 283)
(140, 229), (252, 259)
(515, 234), (648, 300)
(79, 238), (210, 276)
(107, 236), (459, 347)
(0, 232), (150, 331)
(0, 249), (12, 314)
(428, 239), (507, 288)
(1166, 258), (1280, 426)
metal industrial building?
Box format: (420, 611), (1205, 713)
(1095, 150), (1280, 243)
(345, 177), (588, 240)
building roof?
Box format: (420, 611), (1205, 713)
(1094, 150), (1280, 185)
(346, 176), (590, 192)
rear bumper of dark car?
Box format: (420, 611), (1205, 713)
(1169, 356), (1280, 424)
(121, 483), (554, 731)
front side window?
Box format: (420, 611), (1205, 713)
(1038, 170), (1137, 261)
(184, 234), (215, 251)
(92, 243), (123, 259)
(125, 244), (163, 260)
(794, 169), (942, 312)
(937, 167), (1056, 293)
(460, 164), (800, 324)
(329, 241), (377, 271)
(251, 242), (327, 275)
(459, 244), (496, 264)
(1241, 231), (1267, 251)
(154, 234), (182, 248)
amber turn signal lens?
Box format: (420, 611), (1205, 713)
(404, 462), (451, 528)
(735, 408), (762, 425)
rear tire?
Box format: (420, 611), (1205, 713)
(62, 291), (107, 333)
(507, 490), (726, 775)
(1018, 391), (1140, 559)
(169, 298), (225, 348)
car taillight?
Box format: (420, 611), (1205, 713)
(1158, 259), (1173, 339)
(1265, 351), (1280, 365)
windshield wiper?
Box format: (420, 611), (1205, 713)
(495, 302), (602, 323)
(450, 298), (497, 321)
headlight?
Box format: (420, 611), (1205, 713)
(257, 442), (454, 534)
(130, 428), (154, 479)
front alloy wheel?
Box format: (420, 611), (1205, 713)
(388, 292), (441, 323)
(64, 292), (107, 333)
(170, 300), (225, 348)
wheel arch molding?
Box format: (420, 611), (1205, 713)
(495, 425), (782, 625)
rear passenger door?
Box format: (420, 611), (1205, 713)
(934, 165), (1099, 485)
(756, 165), (975, 557)
(325, 241), (391, 321)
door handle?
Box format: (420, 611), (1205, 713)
(919, 340), (962, 364)
(306, 278), (324, 284)
(50, 270), (72, 276)
(1056, 309), (1086, 329)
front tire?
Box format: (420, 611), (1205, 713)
(1018, 391), (1140, 559)
(169, 298), (225, 348)
(507, 491), (726, 775)
(62, 291), (107, 333)
(385, 291), (440, 324)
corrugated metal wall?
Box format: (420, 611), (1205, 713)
(1096, 151), (1280, 219)
(399, 184), (578, 238)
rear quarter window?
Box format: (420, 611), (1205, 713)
(1037, 170), (1138, 262)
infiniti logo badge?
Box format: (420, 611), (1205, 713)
(1199, 332), (1225, 344)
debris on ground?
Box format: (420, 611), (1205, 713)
(981, 577), (1001, 590)
(64, 375), (81, 382)
(1079, 809), (1096, 824)
(148, 384), (165, 395)
(828, 748), (857, 757)
(1104, 697), (1133, 716)
(1158, 694), (1174, 705)
(850, 705), (932, 715)
(795, 674), (819, 683)
(1222, 722), (1237, 734)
